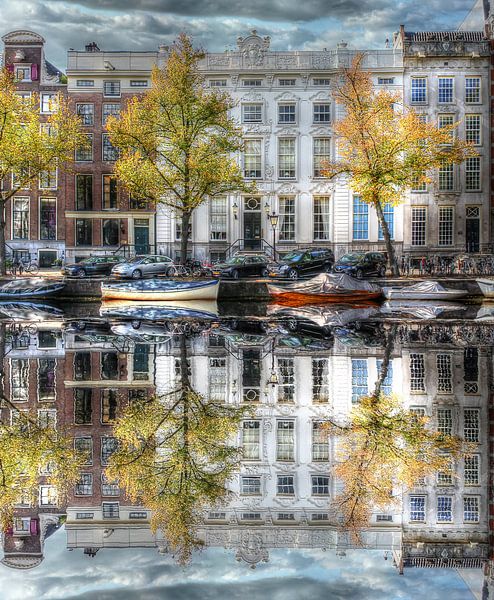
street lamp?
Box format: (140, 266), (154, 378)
(267, 338), (279, 388)
(267, 212), (278, 261)
(232, 202), (238, 220)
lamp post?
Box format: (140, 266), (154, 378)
(268, 338), (279, 388)
(264, 204), (279, 262)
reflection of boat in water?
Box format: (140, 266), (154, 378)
(477, 279), (494, 298)
(0, 301), (63, 321)
(110, 322), (173, 344)
(267, 273), (382, 305)
(475, 304), (494, 321)
(333, 323), (386, 347)
(101, 279), (219, 301)
(382, 280), (467, 301)
(380, 300), (466, 320)
(0, 278), (65, 299)
(267, 303), (379, 330)
(100, 300), (219, 322)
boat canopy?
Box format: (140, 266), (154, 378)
(273, 273), (381, 295)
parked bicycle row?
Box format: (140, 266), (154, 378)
(399, 254), (494, 277)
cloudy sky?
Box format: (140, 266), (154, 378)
(0, 0), (485, 70)
(0, 528), (480, 599)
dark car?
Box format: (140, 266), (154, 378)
(62, 256), (125, 278)
(269, 248), (335, 280)
(212, 255), (269, 279)
(334, 252), (387, 279)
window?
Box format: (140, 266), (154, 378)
(103, 103), (120, 125)
(130, 80), (148, 87)
(76, 134), (93, 161)
(76, 103), (94, 126)
(242, 103), (262, 123)
(241, 512), (262, 521)
(277, 475), (295, 495)
(378, 204), (394, 240)
(209, 79), (227, 87)
(410, 353), (425, 392)
(438, 114), (454, 141)
(438, 207), (454, 247)
(411, 78), (427, 103)
(411, 174), (427, 192)
(101, 473), (120, 496)
(208, 357), (226, 400)
(76, 512), (94, 519)
(40, 93), (57, 114)
(313, 196), (330, 241)
(437, 408), (452, 435)
(210, 197), (227, 241)
(437, 496), (452, 522)
(11, 359), (29, 402)
(436, 354), (453, 393)
(378, 77), (394, 85)
(376, 359), (393, 395)
(40, 486), (57, 506)
(241, 476), (261, 495)
(278, 103), (296, 124)
(411, 207), (427, 246)
(133, 344), (149, 380)
(464, 455), (479, 485)
(37, 409), (56, 429)
(243, 139), (262, 178)
(437, 458), (453, 485)
(12, 198), (29, 239)
(277, 358), (295, 403)
(77, 80), (94, 87)
(278, 138), (296, 178)
(38, 358), (56, 401)
(74, 389), (92, 424)
(313, 138), (330, 178)
(76, 174), (93, 210)
(101, 436), (118, 466)
(129, 512), (148, 519)
(438, 77), (453, 103)
(352, 359), (368, 403)
(438, 161), (454, 191)
(40, 198), (56, 240)
(465, 157), (481, 191)
(15, 66), (31, 82)
(277, 513), (295, 521)
(102, 134), (119, 161)
(102, 175), (118, 209)
(409, 496), (425, 521)
(464, 409), (479, 443)
(279, 79), (295, 86)
(101, 389), (118, 423)
(276, 421), (294, 461)
(311, 513), (329, 521)
(464, 349), (479, 394)
(242, 421), (260, 460)
(242, 79), (262, 86)
(278, 196), (295, 241)
(311, 475), (330, 495)
(101, 351), (118, 380)
(75, 474), (93, 496)
(352, 196), (368, 240)
(465, 77), (481, 103)
(104, 81), (121, 97)
(465, 115), (481, 145)
(313, 103), (331, 123)
(312, 421), (329, 461)
(463, 497), (479, 522)
(39, 169), (57, 190)
(313, 78), (330, 86)
(312, 358), (329, 402)
(74, 352), (91, 381)
(76, 219), (92, 246)
(74, 437), (93, 465)
(102, 502), (119, 519)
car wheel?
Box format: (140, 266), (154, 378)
(323, 263), (333, 273)
(132, 269), (142, 279)
(261, 268), (269, 277)
(131, 320), (141, 330)
(287, 319), (298, 332)
(166, 266), (176, 277)
(77, 269), (86, 278)
(231, 269), (239, 280)
(75, 321), (86, 331)
(288, 268), (298, 280)
(356, 269), (364, 280)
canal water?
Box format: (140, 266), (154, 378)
(0, 298), (490, 599)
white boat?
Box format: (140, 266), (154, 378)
(382, 280), (468, 301)
(101, 278), (219, 301)
(476, 279), (494, 298)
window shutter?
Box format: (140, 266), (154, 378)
(6, 64), (14, 74)
(31, 64), (39, 81)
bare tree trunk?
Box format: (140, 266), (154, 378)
(373, 324), (397, 398)
(0, 199), (6, 276)
(180, 211), (191, 266)
(374, 199), (399, 276)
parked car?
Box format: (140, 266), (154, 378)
(111, 255), (174, 279)
(62, 256), (125, 278)
(334, 252), (387, 278)
(212, 255), (269, 279)
(269, 248), (335, 279)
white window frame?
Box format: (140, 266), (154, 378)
(465, 157), (481, 192)
(40, 93), (58, 114)
(411, 207), (427, 247)
(438, 77), (454, 104)
(313, 138), (331, 178)
(278, 138), (296, 179)
(242, 103), (263, 124)
(465, 77), (481, 104)
(438, 207), (454, 247)
(103, 80), (121, 98)
(278, 103), (296, 124)
(243, 139), (262, 179)
(465, 114), (481, 145)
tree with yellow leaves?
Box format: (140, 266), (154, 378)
(106, 336), (244, 563)
(323, 55), (476, 275)
(0, 69), (87, 274)
(107, 33), (250, 264)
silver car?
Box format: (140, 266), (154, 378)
(111, 255), (174, 279)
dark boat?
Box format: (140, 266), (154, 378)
(0, 278), (65, 299)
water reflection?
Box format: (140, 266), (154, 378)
(0, 300), (491, 589)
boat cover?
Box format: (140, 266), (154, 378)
(380, 300), (456, 320)
(270, 273), (381, 295)
(0, 278), (64, 295)
(390, 280), (453, 294)
(267, 303), (380, 327)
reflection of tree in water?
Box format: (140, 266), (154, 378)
(0, 324), (83, 530)
(107, 334), (245, 564)
(327, 325), (474, 541)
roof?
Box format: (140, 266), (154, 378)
(404, 31), (485, 42)
(45, 60), (64, 77)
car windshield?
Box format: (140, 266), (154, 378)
(127, 257), (145, 264)
(281, 251), (304, 262)
(339, 253), (364, 265)
(228, 257), (245, 265)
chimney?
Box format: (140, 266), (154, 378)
(85, 42), (100, 52)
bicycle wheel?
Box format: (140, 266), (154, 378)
(28, 264), (39, 275)
(27, 323), (38, 335)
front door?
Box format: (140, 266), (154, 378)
(244, 213), (261, 250)
(466, 208), (480, 253)
(134, 219), (150, 255)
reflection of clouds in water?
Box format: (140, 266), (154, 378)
(0, 529), (476, 600)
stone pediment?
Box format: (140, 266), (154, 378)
(237, 30), (271, 68)
(2, 30), (45, 45)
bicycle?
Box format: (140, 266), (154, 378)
(8, 258), (39, 277)
(166, 264), (192, 277)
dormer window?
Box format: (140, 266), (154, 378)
(15, 66), (31, 82)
